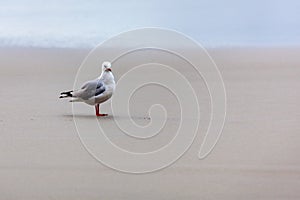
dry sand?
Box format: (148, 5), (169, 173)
(0, 47), (300, 199)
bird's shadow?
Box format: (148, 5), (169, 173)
(62, 114), (113, 120)
(62, 114), (151, 121)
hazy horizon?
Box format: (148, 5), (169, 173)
(1, 0), (300, 48)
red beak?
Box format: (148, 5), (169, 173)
(105, 68), (112, 72)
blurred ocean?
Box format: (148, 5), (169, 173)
(1, 0), (300, 48)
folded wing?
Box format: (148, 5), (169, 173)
(73, 79), (105, 100)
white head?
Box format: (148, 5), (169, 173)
(102, 61), (112, 72)
(100, 61), (114, 85)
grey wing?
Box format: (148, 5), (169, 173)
(74, 79), (105, 100)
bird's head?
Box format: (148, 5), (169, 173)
(102, 61), (112, 72)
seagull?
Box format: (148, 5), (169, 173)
(59, 61), (115, 116)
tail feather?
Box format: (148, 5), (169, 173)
(69, 98), (82, 102)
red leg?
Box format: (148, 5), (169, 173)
(95, 104), (99, 115)
(95, 104), (108, 117)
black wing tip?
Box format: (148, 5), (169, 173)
(59, 90), (73, 98)
(60, 90), (73, 95)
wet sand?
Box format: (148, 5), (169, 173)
(0, 47), (300, 199)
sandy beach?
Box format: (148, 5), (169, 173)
(0, 47), (300, 199)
